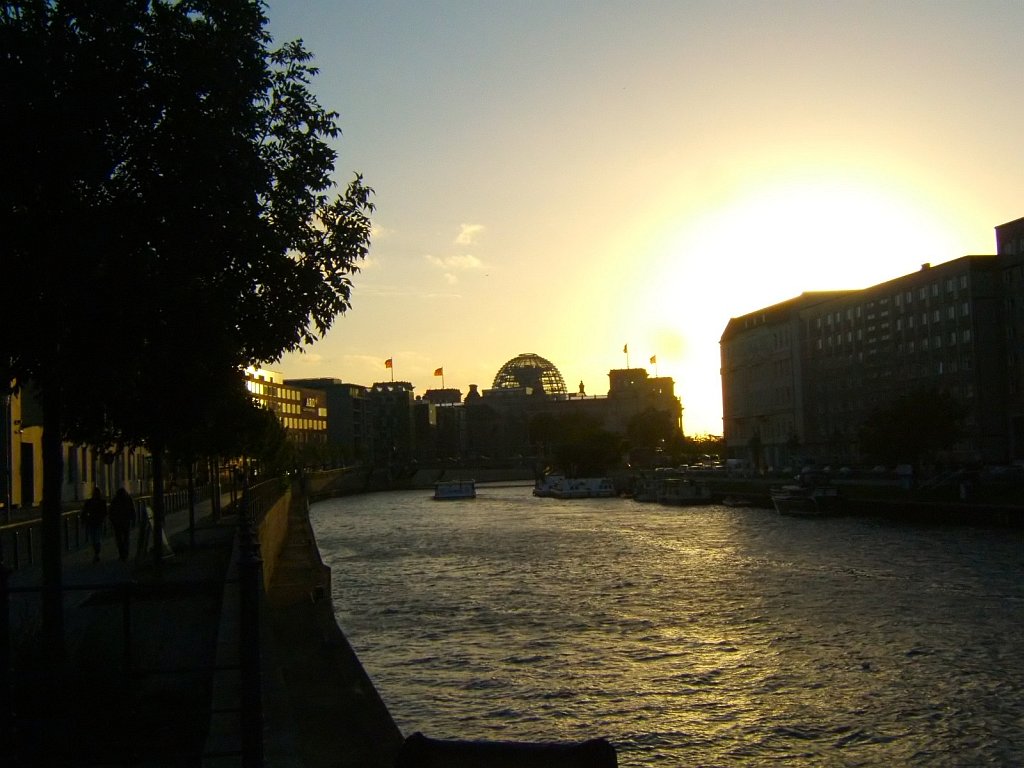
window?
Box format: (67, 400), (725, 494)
(961, 302), (970, 317)
(962, 329), (972, 344)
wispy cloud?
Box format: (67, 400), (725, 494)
(455, 223), (485, 245)
(291, 352), (324, 364)
(424, 254), (483, 270)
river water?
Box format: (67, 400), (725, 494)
(309, 485), (1024, 766)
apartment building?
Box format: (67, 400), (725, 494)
(721, 218), (1020, 469)
(996, 216), (1024, 459)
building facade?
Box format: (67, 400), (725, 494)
(721, 218), (1022, 469)
(244, 368), (327, 448)
(285, 378), (374, 464)
(996, 216), (1024, 461)
(1, 387), (151, 513)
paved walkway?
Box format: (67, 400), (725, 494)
(4, 491), (407, 767)
(4, 494), (239, 766)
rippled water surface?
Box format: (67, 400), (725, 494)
(310, 486), (1024, 766)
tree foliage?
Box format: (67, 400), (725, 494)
(530, 412), (622, 476)
(626, 407), (678, 451)
(3, 0), (373, 446)
(1, 0), (372, 655)
(858, 386), (967, 466)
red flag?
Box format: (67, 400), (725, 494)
(385, 358), (393, 369)
(650, 355), (656, 365)
(434, 367), (444, 377)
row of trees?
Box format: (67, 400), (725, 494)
(1, 1), (373, 662)
(528, 408), (725, 476)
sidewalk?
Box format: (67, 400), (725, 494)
(5, 494), (239, 766)
(4, 490), (407, 767)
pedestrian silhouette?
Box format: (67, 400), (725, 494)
(109, 487), (135, 562)
(82, 488), (108, 562)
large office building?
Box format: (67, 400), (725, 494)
(997, 216), (1024, 458)
(244, 368), (328, 448)
(284, 378), (374, 464)
(720, 217), (1023, 469)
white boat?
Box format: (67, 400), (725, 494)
(533, 474), (567, 497)
(657, 477), (713, 506)
(534, 475), (616, 499)
(770, 476), (841, 516)
(433, 479), (476, 500)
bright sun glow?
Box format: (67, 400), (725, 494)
(626, 175), (968, 434)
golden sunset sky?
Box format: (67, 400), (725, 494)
(268, 1), (1024, 435)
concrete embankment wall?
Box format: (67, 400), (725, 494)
(262, 478), (405, 767)
(256, 485), (292, 591)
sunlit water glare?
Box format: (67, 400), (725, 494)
(310, 485), (1024, 766)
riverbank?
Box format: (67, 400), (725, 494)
(261, 494), (404, 767)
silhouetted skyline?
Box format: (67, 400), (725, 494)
(267, 1), (1024, 434)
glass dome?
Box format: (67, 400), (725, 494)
(491, 353), (567, 396)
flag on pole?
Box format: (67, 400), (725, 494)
(385, 358), (393, 369)
(650, 355), (657, 365)
(434, 367), (444, 376)
(623, 344), (628, 354)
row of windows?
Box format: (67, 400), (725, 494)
(815, 328), (973, 351)
(815, 281), (970, 330)
(283, 417), (325, 432)
(245, 380), (305, 401)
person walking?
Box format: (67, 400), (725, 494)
(108, 486), (135, 562)
(82, 487), (108, 562)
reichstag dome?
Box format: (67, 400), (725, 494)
(491, 353), (567, 397)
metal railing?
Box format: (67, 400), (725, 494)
(0, 484), (215, 571)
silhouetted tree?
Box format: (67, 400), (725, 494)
(859, 386), (967, 468)
(626, 407), (678, 451)
(1, 0), (372, 661)
(536, 412), (622, 477)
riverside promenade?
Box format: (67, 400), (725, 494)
(2, 485), (404, 767)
